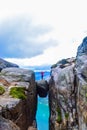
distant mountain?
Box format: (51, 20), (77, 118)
(0, 58), (19, 71)
(22, 65), (51, 71)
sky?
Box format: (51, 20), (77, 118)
(0, 0), (87, 67)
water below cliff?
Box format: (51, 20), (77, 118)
(35, 71), (50, 130)
(36, 97), (49, 130)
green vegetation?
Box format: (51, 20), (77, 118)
(86, 93), (87, 98)
(65, 112), (69, 120)
(56, 107), (62, 123)
(10, 86), (26, 99)
(0, 86), (5, 95)
(83, 85), (87, 99)
(83, 85), (87, 90)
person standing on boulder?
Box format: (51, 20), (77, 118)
(41, 71), (44, 79)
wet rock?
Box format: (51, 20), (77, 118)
(36, 80), (49, 97)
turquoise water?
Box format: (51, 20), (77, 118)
(35, 71), (50, 130)
(36, 97), (49, 130)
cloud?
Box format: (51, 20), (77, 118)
(0, 16), (57, 58)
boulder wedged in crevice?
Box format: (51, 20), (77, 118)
(36, 80), (49, 97)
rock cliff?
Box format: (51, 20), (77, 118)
(0, 67), (37, 130)
(1, 37), (87, 130)
(49, 37), (87, 130)
(0, 59), (49, 130)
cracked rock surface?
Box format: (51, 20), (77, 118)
(49, 37), (87, 130)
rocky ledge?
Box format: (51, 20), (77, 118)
(0, 58), (49, 130)
(49, 37), (87, 130)
(0, 67), (37, 130)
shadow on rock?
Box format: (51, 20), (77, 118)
(36, 80), (49, 98)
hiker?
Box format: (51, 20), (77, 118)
(41, 71), (44, 79)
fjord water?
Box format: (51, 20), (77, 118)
(35, 71), (50, 130)
(36, 97), (49, 130)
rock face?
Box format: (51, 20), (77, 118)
(76, 37), (87, 130)
(0, 115), (20, 130)
(0, 67), (37, 130)
(0, 58), (19, 71)
(49, 58), (76, 130)
(49, 37), (87, 130)
(77, 37), (87, 56)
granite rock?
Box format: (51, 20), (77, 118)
(36, 80), (49, 97)
(0, 115), (20, 130)
(49, 37), (87, 130)
(0, 67), (37, 130)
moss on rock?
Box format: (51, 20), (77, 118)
(56, 107), (62, 123)
(9, 86), (26, 99)
(0, 86), (5, 95)
(65, 112), (69, 120)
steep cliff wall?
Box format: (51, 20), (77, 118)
(49, 37), (87, 130)
(49, 58), (77, 130)
(0, 67), (37, 130)
(76, 37), (87, 130)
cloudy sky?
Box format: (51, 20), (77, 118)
(0, 0), (87, 67)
